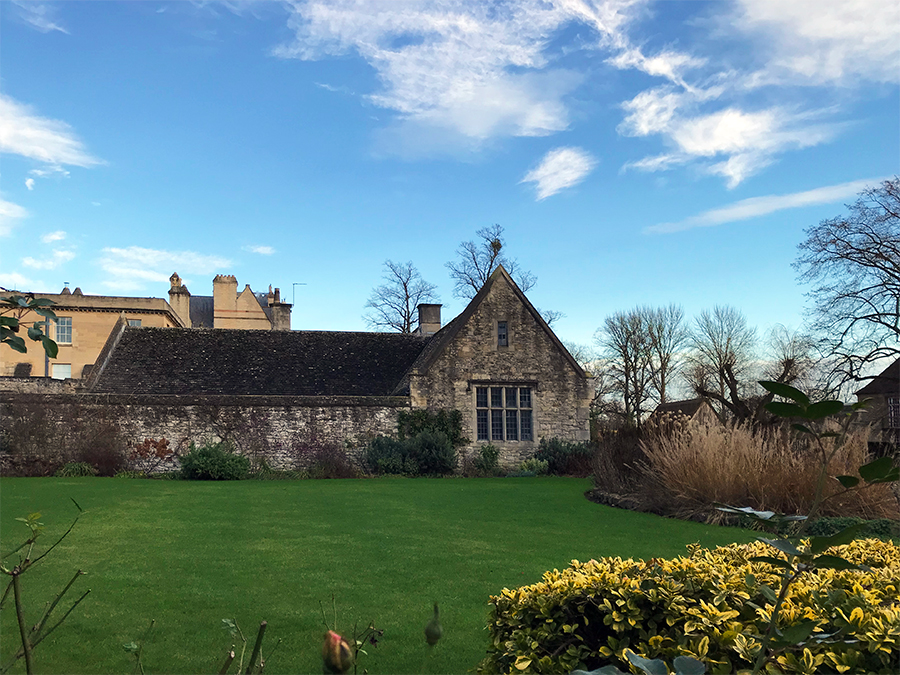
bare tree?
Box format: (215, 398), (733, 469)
(446, 224), (537, 299)
(686, 305), (758, 420)
(644, 304), (688, 404)
(795, 176), (900, 387)
(537, 308), (565, 328)
(364, 260), (439, 333)
(562, 340), (595, 372)
(596, 309), (654, 427)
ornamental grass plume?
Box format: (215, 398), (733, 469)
(321, 630), (353, 674)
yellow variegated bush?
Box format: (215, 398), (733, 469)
(478, 539), (899, 674)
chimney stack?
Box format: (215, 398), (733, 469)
(416, 304), (442, 336)
(168, 272), (192, 327)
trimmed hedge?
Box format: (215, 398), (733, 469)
(363, 431), (457, 476)
(478, 538), (900, 674)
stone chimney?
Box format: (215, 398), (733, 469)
(213, 274), (238, 328)
(168, 272), (192, 327)
(268, 286), (292, 331)
(416, 304), (441, 336)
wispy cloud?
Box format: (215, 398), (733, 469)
(12, 0), (69, 34)
(521, 147), (597, 200)
(0, 199), (28, 237)
(273, 0), (640, 147)
(25, 178), (35, 191)
(735, 0), (900, 85)
(645, 177), (881, 234)
(243, 245), (275, 255)
(97, 246), (232, 292)
(0, 94), (103, 172)
(41, 230), (67, 243)
(22, 249), (76, 270)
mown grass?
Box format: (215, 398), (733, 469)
(0, 477), (753, 674)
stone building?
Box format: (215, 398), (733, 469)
(75, 266), (592, 464)
(856, 359), (899, 445)
(0, 274), (291, 380)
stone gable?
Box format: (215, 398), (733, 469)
(410, 267), (592, 466)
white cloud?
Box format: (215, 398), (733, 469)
(0, 199), (29, 237)
(12, 1), (69, 34)
(25, 178), (35, 191)
(521, 147), (597, 200)
(608, 47), (706, 89)
(41, 230), (67, 243)
(273, 0), (641, 145)
(623, 104), (837, 187)
(0, 94), (103, 168)
(243, 245), (276, 255)
(735, 0), (900, 85)
(0, 271), (39, 291)
(645, 177), (881, 234)
(22, 249), (76, 270)
(97, 246), (232, 292)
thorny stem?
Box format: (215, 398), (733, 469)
(12, 572), (33, 675)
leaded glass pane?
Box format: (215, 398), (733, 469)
(491, 409), (503, 440)
(490, 387), (503, 408)
(477, 410), (489, 440)
(520, 409), (533, 441)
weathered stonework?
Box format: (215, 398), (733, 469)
(409, 269), (592, 468)
(0, 390), (407, 471)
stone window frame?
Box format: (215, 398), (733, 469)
(55, 317), (72, 344)
(888, 396), (899, 429)
(472, 381), (535, 442)
(497, 320), (509, 348)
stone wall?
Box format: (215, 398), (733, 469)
(1, 391), (408, 471)
(409, 272), (593, 468)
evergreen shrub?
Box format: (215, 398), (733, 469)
(478, 538), (900, 674)
(397, 409), (467, 447)
(179, 442), (249, 480)
(364, 432), (457, 476)
(533, 438), (594, 476)
(473, 444), (501, 475)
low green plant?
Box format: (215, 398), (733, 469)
(364, 432), (456, 476)
(533, 438), (594, 476)
(472, 444), (500, 476)
(54, 462), (97, 478)
(805, 516), (899, 539)
(179, 442), (249, 481)
(519, 457), (548, 475)
(114, 470), (146, 479)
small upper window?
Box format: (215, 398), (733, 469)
(56, 317), (72, 344)
(889, 397), (899, 429)
(497, 321), (508, 347)
(127, 319), (142, 327)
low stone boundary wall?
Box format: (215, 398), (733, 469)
(1, 392), (410, 471)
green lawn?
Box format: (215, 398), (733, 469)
(0, 477), (753, 674)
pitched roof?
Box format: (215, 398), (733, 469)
(88, 326), (432, 396)
(408, 265), (586, 378)
(651, 398), (710, 418)
(856, 359), (900, 396)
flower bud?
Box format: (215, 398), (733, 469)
(322, 630), (353, 674)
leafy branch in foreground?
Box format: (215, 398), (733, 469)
(0, 500), (89, 675)
(0, 292), (59, 358)
(717, 380), (899, 675)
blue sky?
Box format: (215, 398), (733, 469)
(1, 0), (897, 349)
